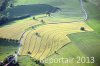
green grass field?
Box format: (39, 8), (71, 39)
(44, 31), (100, 66)
(0, 39), (18, 60)
(68, 32), (100, 66)
(86, 19), (100, 33)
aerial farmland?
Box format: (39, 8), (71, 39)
(0, 0), (100, 66)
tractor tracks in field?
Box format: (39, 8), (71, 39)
(37, 30), (62, 59)
(33, 30), (55, 58)
(19, 22), (72, 60)
(20, 30), (32, 54)
(45, 42), (72, 59)
(18, 21), (76, 58)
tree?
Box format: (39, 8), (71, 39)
(0, 0), (10, 11)
(0, 14), (8, 25)
(33, 17), (36, 20)
(9, 0), (17, 8)
(80, 27), (85, 31)
(82, 0), (88, 2)
(41, 19), (45, 24)
(46, 11), (51, 16)
(0, 0), (17, 25)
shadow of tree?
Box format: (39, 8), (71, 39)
(0, 4), (60, 26)
(6, 4), (60, 19)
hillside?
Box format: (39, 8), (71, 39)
(0, 0), (100, 66)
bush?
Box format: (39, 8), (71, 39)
(33, 17), (36, 20)
(35, 60), (45, 66)
(41, 19), (45, 24)
(80, 27), (85, 31)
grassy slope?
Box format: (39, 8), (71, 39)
(0, 39), (18, 60)
(84, 0), (100, 33)
(84, 1), (100, 19)
(15, 0), (84, 20)
(46, 31), (100, 66)
(86, 19), (100, 33)
(45, 42), (96, 66)
(0, 39), (39, 66)
(68, 32), (100, 66)
(18, 56), (40, 66)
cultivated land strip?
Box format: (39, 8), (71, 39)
(19, 22), (93, 60)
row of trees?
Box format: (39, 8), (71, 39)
(31, 58), (45, 66)
(0, 37), (19, 43)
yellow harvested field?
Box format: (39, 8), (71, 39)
(19, 22), (93, 60)
(0, 18), (40, 40)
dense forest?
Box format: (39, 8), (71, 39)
(0, 0), (16, 25)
